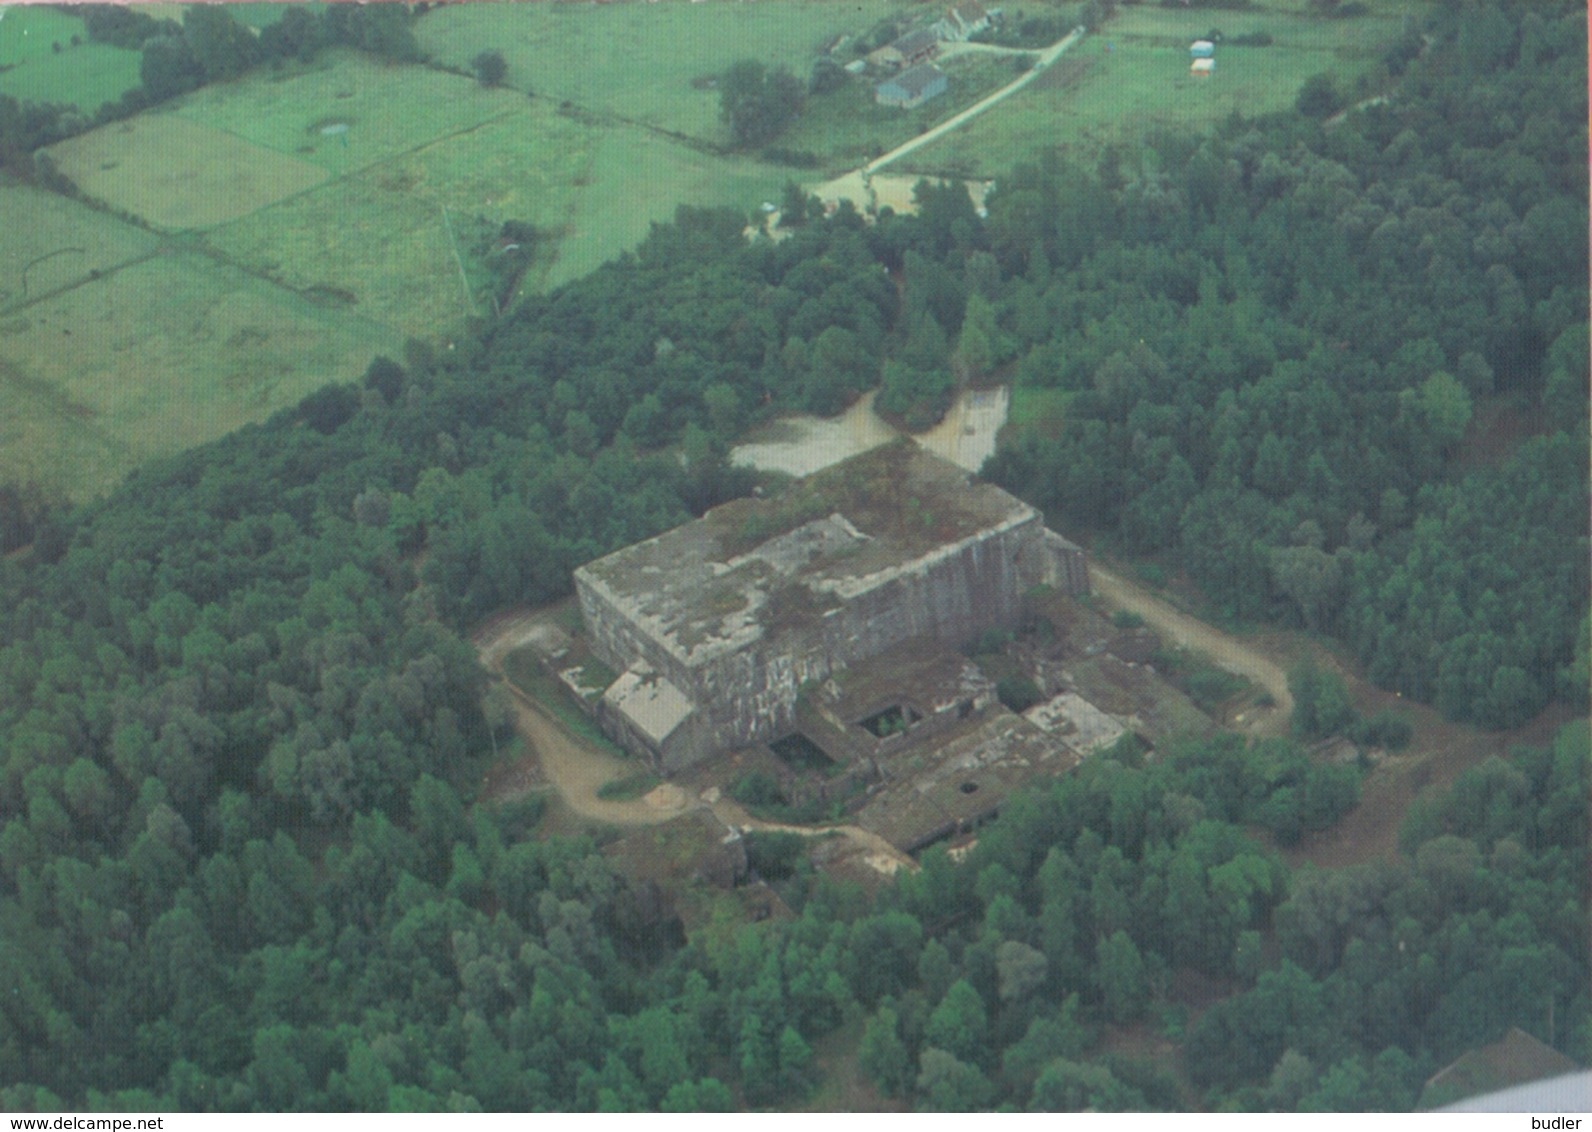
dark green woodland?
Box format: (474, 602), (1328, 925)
(0, 0), (1585, 1112)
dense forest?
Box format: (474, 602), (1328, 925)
(0, 0), (1585, 1112)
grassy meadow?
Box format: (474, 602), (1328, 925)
(0, 251), (392, 501)
(0, 185), (159, 308)
(167, 51), (524, 175)
(897, 2), (1421, 174)
(45, 114), (330, 229)
(0, 7), (142, 112)
(413, 0), (909, 143)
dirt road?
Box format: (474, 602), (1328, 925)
(474, 613), (918, 871)
(864, 27), (1084, 175)
(1087, 562), (1294, 733)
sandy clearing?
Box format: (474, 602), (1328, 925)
(914, 385), (1008, 472)
(731, 386), (1010, 477)
(730, 389), (897, 477)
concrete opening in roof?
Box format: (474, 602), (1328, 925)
(769, 732), (837, 774)
(859, 703), (919, 738)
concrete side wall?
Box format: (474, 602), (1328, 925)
(1041, 531), (1090, 596)
(688, 516), (1048, 749)
(577, 576), (695, 698)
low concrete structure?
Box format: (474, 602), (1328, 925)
(1024, 691), (1128, 755)
(575, 441), (1087, 770)
(852, 707), (1077, 852)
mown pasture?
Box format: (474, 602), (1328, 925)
(167, 51), (525, 175)
(0, 7), (142, 112)
(895, 2), (1421, 175)
(0, 251), (392, 501)
(44, 115), (329, 229)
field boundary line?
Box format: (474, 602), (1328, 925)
(0, 355), (133, 457)
(0, 247), (163, 318)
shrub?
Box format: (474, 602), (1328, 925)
(997, 676), (1042, 713)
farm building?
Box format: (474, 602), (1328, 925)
(876, 63), (948, 108)
(936, 0), (994, 42)
(872, 27), (941, 69)
(1191, 57), (1215, 76)
(573, 441), (1089, 770)
(1190, 39), (1215, 57)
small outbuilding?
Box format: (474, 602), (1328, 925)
(875, 27), (941, 68)
(1190, 39), (1215, 57)
(875, 63), (948, 108)
(1190, 57), (1215, 76)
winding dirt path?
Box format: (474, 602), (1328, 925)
(475, 613), (918, 871)
(1087, 562), (1294, 733)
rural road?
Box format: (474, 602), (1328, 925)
(473, 613), (918, 873)
(1087, 562), (1295, 732)
(864, 26), (1085, 175)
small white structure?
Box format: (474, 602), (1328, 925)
(1190, 57), (1215, 76)
(1190, 39), (1215, 58)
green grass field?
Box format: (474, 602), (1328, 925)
(541, 121), (788, 290)
(169, 51), (524, 174)
(45, 114), (330, 230)
(0, 185), (159, 309)
(0, 252), (391, 501)
(0, 7), (142, 112)
(203, 101), (598, 337)
(414, 0), (910, 144)
(899, 4), (1420, 175)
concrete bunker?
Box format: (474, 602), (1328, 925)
(573, 441), (1089, 771)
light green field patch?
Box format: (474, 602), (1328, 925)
(0, 7), (141, 112)
(204, 101), (594, 338)
(415, 0), (909, 143)
(900, 8), (1414, 174)
(206, 103), (789, 332)
(0, 185), (159, 309)
(0, 253), (392, 501)
(169, 50), (525, 173)
(1007, 386), (1071, 429)
(0, 352), (130, 503)
(44, 113), (329, 229)
(542, 122), (789, 290)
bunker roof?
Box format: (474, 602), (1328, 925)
(575, 441), (1038, 667)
